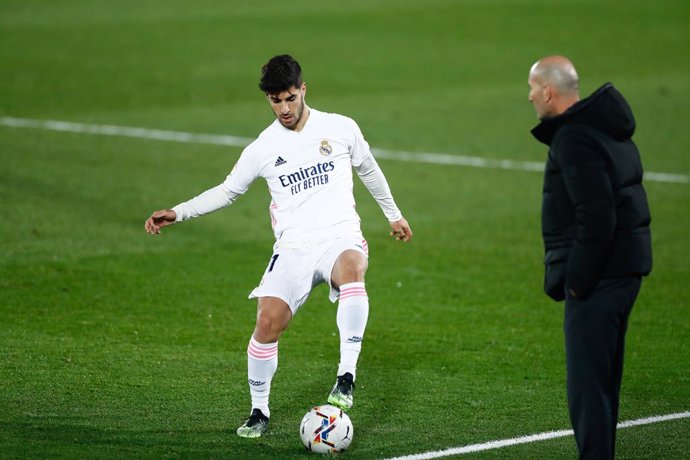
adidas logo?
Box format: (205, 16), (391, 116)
(274, 156), (287, 167)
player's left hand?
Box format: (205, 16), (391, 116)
(389, 218), (413, 242)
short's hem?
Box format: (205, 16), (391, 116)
(248, 290), (297, 314)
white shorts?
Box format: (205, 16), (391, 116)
(249, 233), (369, 314)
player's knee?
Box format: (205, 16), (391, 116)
(255, 310), (288, 341)
(349, 262), (367, 282)
(255, 314), (278, 337)
(336, 251), (368, 282)
(350, 264), (366, 281)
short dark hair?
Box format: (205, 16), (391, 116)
(259, 54), (303, 94)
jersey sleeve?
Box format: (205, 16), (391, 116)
(346, 117), (403, 221)
(223, 142), (263, 196)
(172, 144), (262, 222)
(353, 146), (403, 222)
(348, 118), (374, 168)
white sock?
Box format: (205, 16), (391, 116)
(246, 335), (278, 418)
(336, 282), (369, 380)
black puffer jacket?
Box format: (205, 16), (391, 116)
(532, 83), (652, 301)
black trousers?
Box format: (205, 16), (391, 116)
(564, 276), (642, 460)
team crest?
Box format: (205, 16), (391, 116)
(319, 140), (333, 156)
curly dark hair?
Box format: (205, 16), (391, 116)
(259, 54), (303, 94)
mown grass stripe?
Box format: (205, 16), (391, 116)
(2, 116), (688, 184)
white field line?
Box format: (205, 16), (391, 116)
(382, 411), (690, 460)
(0, 116), (255, 148)
(1, 116), (689, 184)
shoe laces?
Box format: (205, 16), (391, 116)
(336, 373), (355, 393)
(246, 408), (269, 426)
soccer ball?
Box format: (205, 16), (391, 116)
(299, 404), (353, 454)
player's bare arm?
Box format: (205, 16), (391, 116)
(144, 209), (177, 234)
(389, 218), (413, 242)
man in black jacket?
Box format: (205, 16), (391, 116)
(528, 55), (652, 459)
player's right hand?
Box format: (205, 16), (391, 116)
(144, 209), (177, 234)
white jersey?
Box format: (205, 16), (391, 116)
(173, 108), (402, 246)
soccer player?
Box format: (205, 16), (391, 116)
(145, 54), (413, 438)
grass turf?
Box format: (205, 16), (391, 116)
(1, 0), (689, 458)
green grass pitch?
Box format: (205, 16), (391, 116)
(1, 1), (689, 458)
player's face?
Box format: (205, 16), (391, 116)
(528, 75), (553, 119)
(267, 83), (307, 131)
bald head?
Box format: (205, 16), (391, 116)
(528, 55), (580, 118)
(530, 56), (579, 95)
